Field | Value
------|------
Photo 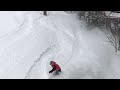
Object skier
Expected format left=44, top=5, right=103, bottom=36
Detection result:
left=49, top=61, right=61, bottom=75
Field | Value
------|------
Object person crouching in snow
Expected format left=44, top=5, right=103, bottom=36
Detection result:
left=49, top=61, right=61, bottom=75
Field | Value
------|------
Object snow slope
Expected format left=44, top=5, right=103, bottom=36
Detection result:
left=0, top=11, right=120, bottom=79
left=25, top=11, right=120, bottom=79
left=0, top=11, right=55, bottom=78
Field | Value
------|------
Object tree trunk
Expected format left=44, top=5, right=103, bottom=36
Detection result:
left=43, top=11, right=47, bottom=16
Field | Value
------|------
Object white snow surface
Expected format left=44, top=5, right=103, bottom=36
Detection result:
left=0, top=11, right=120, bottom=79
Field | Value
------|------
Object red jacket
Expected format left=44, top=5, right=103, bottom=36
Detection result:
left=51, top=62, right=61, bottom=71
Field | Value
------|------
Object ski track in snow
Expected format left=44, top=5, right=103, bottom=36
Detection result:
left=0, top=12, right=58, bottom=79
left=25, top=12, right=77, bottom=79
left=0, top=13, right=31, bottom=52
left=25, top=42, right=56, bottom=79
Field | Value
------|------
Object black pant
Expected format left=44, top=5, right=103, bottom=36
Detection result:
left=55, top=69, right=61, bottom=75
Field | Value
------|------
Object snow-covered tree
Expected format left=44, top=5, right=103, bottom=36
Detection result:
left=78, top=11, right=120, bottom=52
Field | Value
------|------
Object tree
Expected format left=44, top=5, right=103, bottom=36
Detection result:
left=77, top=11, right=120, bottom=52
left=104, top=18, right=120, bottom=52
left=43, top=11, right=47, bottom=16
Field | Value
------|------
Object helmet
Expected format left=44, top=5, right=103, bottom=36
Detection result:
left=50, top=61, right=53, bottom=65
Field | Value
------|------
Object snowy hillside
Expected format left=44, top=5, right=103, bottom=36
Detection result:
left=0, top=11, right=120, bottom=79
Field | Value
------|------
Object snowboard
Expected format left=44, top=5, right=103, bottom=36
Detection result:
left=49, top=71, right=62, bottom=79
